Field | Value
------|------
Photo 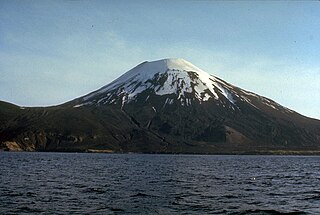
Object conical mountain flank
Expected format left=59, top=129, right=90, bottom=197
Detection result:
left=1, top=58, right=319, bottom=153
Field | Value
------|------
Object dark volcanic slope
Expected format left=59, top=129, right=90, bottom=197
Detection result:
left=0, top=101, right=21, bottom=126
left=1, top=58, right=319, bottom=153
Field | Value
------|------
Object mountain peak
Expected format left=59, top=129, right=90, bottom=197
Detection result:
left=143, top=58, right=202, bottom=73
left=131, top=58, right=205, bottom=77
left=80, top=58, right=236, bottom=106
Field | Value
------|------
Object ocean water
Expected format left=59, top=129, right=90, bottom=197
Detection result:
left=0, top=152, right=319, bottom=214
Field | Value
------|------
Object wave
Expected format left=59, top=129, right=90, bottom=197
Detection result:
left=230, top=209, right=307, bottom=215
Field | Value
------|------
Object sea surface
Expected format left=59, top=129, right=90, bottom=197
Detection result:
left=0, top=152, right=319, bottom=214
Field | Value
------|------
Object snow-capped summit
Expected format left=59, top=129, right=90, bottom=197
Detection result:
left=71, top=58, right=296, bottom=116
left=80, top=58, right=236, bottom=107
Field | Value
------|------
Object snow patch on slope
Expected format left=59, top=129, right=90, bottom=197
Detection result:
left=82, top=58, right=236, bottom=107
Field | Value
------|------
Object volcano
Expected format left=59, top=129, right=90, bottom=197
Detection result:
left=1, top=58, right=319, bottom=153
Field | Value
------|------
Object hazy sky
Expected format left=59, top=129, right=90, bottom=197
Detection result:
left=1, top=1, right=319, bottom=119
